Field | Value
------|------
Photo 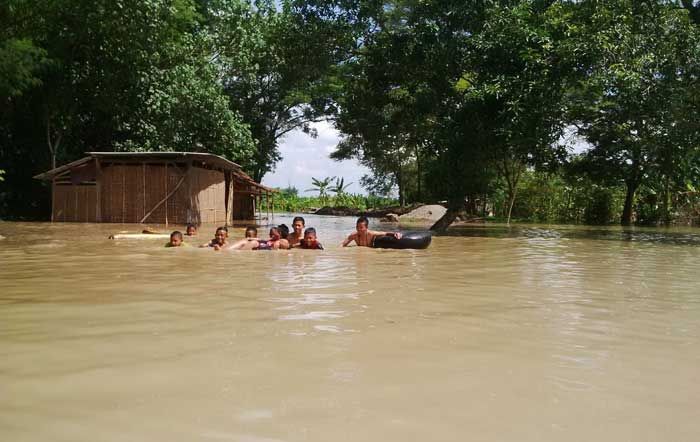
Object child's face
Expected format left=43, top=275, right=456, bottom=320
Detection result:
left=215, top=230, right=226, bottom=244
left=245, top=229, right=256, bottom=238
left=303, top=233, right=317, bottom=247
left=186, top=226, right=196, bottom=236
left=270, top=228, right=280, bottom=241
left=293, top=220, right=304, bottom=235
left=170, top=236, right=183, bottom=247
left=356, top=222, right=368, bottom=234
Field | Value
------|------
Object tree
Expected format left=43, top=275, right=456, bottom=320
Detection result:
left=305, top=176, right=334, bottom=204
left=569, top=0, right=700, bottom=225
left=329, top=177, right=352, bottom=195
left=0, top=0, right=255, bottom=219
left=207, top=0, right=352, bottom=181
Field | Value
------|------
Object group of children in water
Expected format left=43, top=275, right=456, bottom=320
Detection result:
left=166, top=216, right=401, bottom=251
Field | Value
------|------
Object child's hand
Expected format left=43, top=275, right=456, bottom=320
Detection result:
left=393, top=232, right=402, bottom=239
left=213, top=244, right=221, bottom=251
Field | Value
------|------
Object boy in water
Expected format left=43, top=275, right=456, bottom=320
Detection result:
left=165, top=231, right=187, bottom=247
left=228, top=226, right=259, bottom=250
left=288, top=216, right=305, bottom=247
left=300, top=227, right=324, bottom=250
left=201, top=226, right=228, bottom=250
left=257, top=225, right=289, bottom=250
left=342, top=216, right=401, bottom=247
left=185, top=224, right=197, bottom=236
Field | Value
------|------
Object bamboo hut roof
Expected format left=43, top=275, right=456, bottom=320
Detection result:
left=34, top=152, right=275, bottom=193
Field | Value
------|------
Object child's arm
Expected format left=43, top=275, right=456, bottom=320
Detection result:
left=341, top=232, right=357, bottom=247
left=370, top=230, right=402, bottom=239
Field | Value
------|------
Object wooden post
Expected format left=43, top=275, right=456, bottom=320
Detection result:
left=187, top=161, right=193, bottom=224
left=95, top=158, right=102, bottom=222
left=224, top=171, right=231, bottom=226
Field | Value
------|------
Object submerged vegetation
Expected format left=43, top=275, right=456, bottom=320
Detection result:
left=2, top=1, right=700, bottom=227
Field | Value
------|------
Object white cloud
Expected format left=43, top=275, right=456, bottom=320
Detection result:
left=262, top=121, right=371, bottom=195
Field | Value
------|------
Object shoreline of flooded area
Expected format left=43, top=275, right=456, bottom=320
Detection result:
left=1, top=217, right=700, bottom=441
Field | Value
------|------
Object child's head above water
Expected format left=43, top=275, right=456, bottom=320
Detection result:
left=214, top=227, right=228, bottom=245
left=292, top=216, right=305, bottom=234
left=302, top=227, right=323, bottom=249
left=304, top=227, right=317, bottom=242
left=277, top=224, right=289, bottom=239
left=356, top=216, right=369, bottom=232
left=169, top=231, right=184, bottom=247
left=186, top=224, right=197, bottom=236
left=269, top=226, right=281, bottom=241
left=245, top=226, right=257, bottom=238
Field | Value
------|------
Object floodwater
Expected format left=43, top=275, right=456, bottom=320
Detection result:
left=1, top=215, right=699, bottom=442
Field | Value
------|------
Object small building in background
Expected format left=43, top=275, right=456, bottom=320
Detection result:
left=33, top=152, right=274, bottom=225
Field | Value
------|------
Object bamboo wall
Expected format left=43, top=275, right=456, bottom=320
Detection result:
left=189, top=168, right=227, bottom=224
left=52, top=184, right=97, bottom=222
left=99, top=163, right=227, bottom=224
left=49, top=160, right=253, bottom=224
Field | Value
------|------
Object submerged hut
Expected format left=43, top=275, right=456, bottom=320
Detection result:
left=33, top=152, right=274, bottom=225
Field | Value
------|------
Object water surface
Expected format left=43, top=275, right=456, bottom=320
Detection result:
left=1, top=217, right=699, bottom=441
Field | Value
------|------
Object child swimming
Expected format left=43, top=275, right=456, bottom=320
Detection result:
left=185, top=224, right=197, bottom=236
left=342, top=216, right=401, bottom=247
left=228, top=226, right=260, bottom=250
left=201, top=226, right=229, bottom=250
left=300, top=227, right=323, bottom=250
left=288, top=216, right=305, bottom=247
left=165, top=231, right=187, bottom=247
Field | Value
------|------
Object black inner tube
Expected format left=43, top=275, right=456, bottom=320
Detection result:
left=372, top=231, right=432, bottom=249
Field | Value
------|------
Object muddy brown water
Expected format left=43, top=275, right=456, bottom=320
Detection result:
left=1, top=216, right=699, bottom=441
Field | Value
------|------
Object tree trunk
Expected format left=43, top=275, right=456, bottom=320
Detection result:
left=396, top=166, right=405, bottom=206
left=621, top=181, right=637, bottom=226
left=506, top=186, right=518, bottom=225
left=662, top=175, right=671, bottom=226
left=430, top=198, right=465, bottom=231
left=46, top=123, right=62, bottom=170
left=415, top=145, right=422, bottom=202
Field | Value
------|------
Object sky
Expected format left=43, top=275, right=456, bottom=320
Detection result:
left=261, top=121, right=371, bottom=195
left=261, top=122, right=592, bottom=196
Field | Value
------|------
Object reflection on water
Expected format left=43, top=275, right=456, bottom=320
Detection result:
left=1, top=217, right=700, bottom=441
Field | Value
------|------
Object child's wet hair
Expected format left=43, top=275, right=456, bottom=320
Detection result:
left=186, top=224, right=196, bottom=230
left=277, top=224, right=290, bottom=239
left=245, top=226, right=257, bottom=237
left=356, top=216, right=369, bottom=226
left=170, top=231, right=183, bottom=240
left=304, top=227, right=317, bottom=237
left=216, top=226, right=227, bottom=234
left=292, top=216, right=305, bottom=225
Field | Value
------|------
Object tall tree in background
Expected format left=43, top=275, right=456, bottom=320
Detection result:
left=569, top=0, right=700, bottom=225
left=207, top=0, right=352, bottom=181
left=0, top=0, right=254, bottom=219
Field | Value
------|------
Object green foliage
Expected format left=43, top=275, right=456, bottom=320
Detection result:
left=272, top=190, right=397, bottom=213
left=305, top=176, right=334, bottom=204
left=209, top=0, right=350, bottom=181
left=2, top=0, right=700, bottom=226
